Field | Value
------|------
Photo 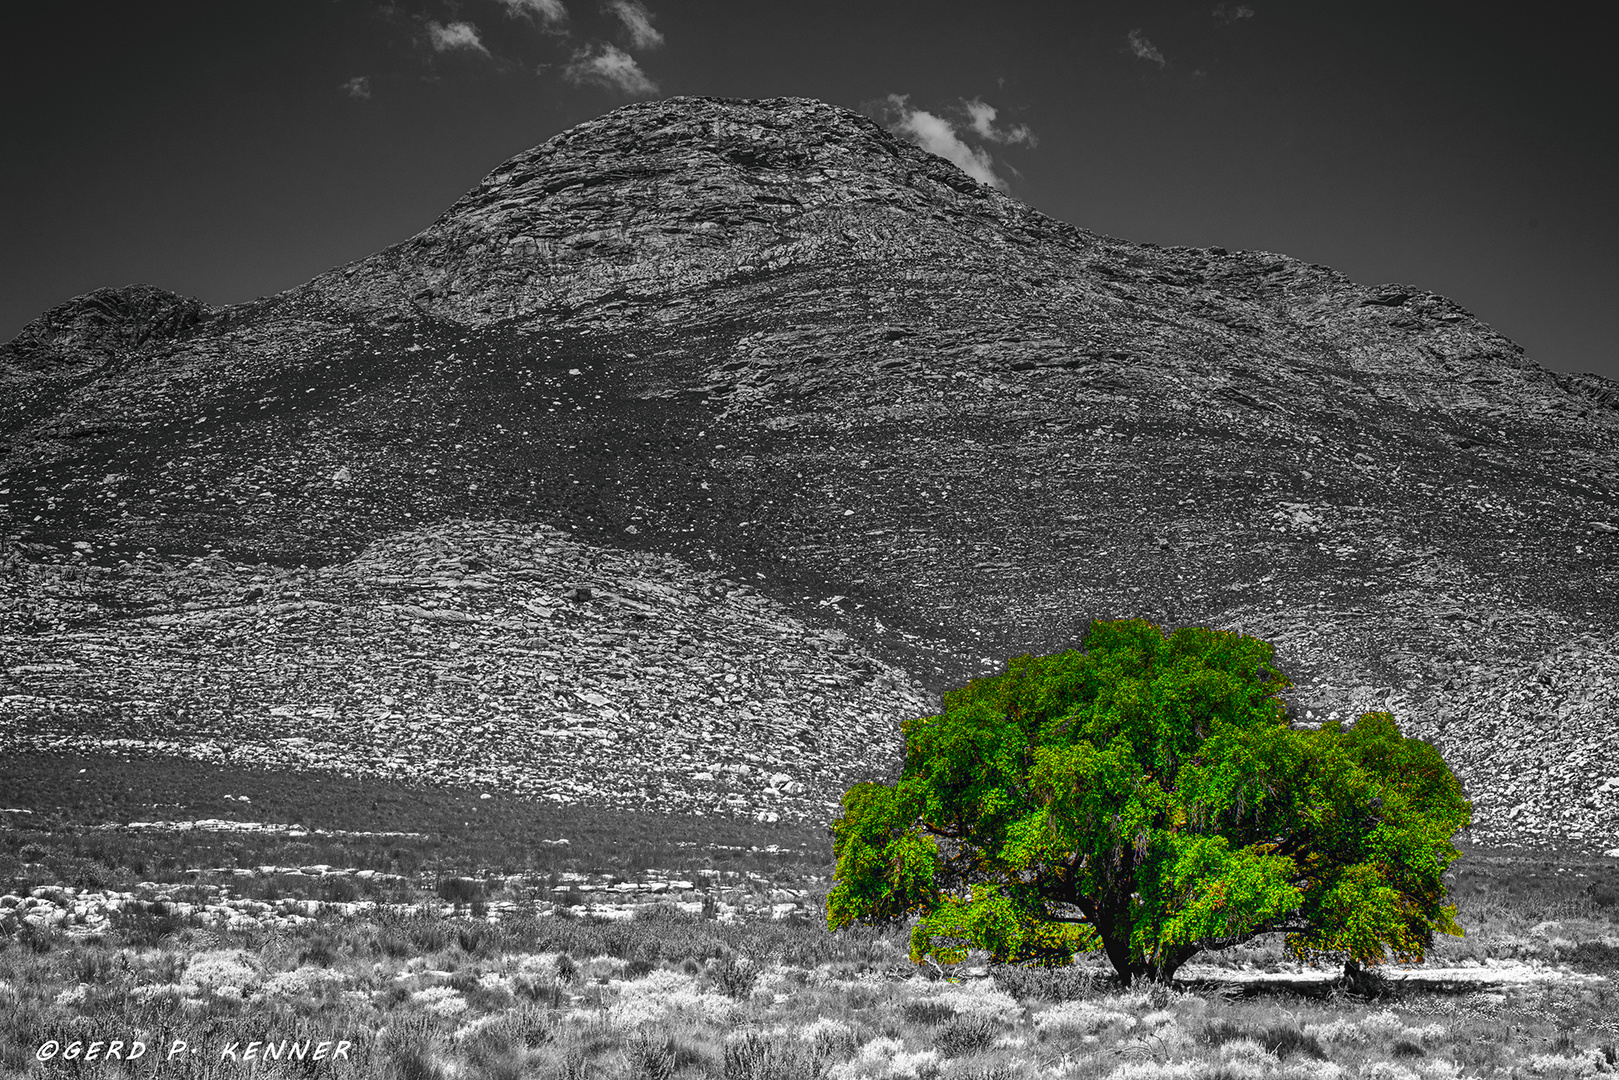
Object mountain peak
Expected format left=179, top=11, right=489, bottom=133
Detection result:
left=314, top=95, right=1049, bottom=324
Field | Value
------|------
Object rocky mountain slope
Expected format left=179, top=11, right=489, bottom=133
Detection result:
left=3, top=96, right=1616, bottom=851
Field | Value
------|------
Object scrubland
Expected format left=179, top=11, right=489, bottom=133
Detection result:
left=5, top=754, right=1619, bottom=1077
left=3, top=857, right=1618, bottom=1079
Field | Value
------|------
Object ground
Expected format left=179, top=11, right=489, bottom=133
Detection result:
left=3, top=753, right=1619, bottom=1078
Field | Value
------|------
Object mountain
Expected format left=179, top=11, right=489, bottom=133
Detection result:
left=2, top=96, right=1616, bottom=851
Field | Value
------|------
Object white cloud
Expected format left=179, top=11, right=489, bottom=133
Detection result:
left=564, top=43, right=657, bottom=94
left=341, top=75, right=372, bottom=100
left=1128, top=29, right=1166, bottom=67
left=498, top=0, right=569, bottom=28
left=1213, top=3, right=1256, bottom=22
left=883, top=94, right=1004, bottom=190
left=962, top=98, right=1035, bottom=146
left=427, top=20, right=491, bottom=55
left=605, top=0, right=663, bottom=50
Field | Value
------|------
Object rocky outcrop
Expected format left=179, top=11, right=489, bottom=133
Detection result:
left=0, top=284, right=209, bottom=376
left=1556, top=371, right=1619, bottom=413
left=1, top=96, right=1615, bottom=850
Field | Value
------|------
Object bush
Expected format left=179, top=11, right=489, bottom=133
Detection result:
left=710, top=954, right=759, bottom=1001
left=901, top=999, right=958, bottom=1026
left=987, top=961, right=1096, bottom=1003
left=632, top=902, right=700, bottom=927
left=953, top=1067, right=1018, bottom=1080
left=1566, top=941, right=1619, bottom=975
left=722, top=1032, right=823, bottom=1080
left=299, top=934, right=340, bottom=967
left=380, top=912, right=452, bottom=954
left=1204, top=1020, right=1327, bottom=1061
left=510, top=974, right=564, bottom=1007
left=320, top=875, right=360, bottom=903
left=456, top=921, right=496, bottom=956
left=13, top=923, right=63, bottom=955
left=937, top=1015, right=1000, bottom=1058
left=71, top=948, right=120, bottom=985
left=624, top=1030, right=680, bottom=1080
left=108, top=906, right=199, bottom=948
left=436, top=877, right=485, bottom=907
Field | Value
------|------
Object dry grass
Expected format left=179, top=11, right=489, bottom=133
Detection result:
left=6, top=755, right=1619, bottom=1077
left=3, top=901, right=1618, bottom=1080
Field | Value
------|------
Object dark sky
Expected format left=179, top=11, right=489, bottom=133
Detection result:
left=4, top=1, right=1615, bottom=380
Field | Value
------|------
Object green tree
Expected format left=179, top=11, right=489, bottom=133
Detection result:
left=826, top=619, right=1471, bottom=986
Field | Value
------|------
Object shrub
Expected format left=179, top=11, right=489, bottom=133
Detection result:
left=14, top=923, right=62, bottom=955
left=952, top=1067, right=1018, bottom=1080
left=382, top=913, right=452, bottom=954
left=1565, top=941, right=1619, bottom=975
left=437, top=877, right=485, bottom=907
left=512, top=975, right=567, bottom=1008
left=987, top=961, right=1095, bottom=1002
left=71, top=948, right=120, bottom=985
left=1391, top=1038, right=1426, bottom=1059
left=935, top=1014, right=1000, bottom=1058
left=456, top=921, right=495, bottom=956
left=386, top=1044, right=450, bottom=1080
left=632, top=902, right=699, bottom=926
left=320, top=875, right=360, bottom=903
left=298, top=935, right=340, bottom=967
left=1035, top=999, right=1136, bottom=1037
left=108, top=906, right=199, bottom=948
left=378, top=1014, right=451, bottom=1080
left=900, top=998, right=958, bottom=1026
left=624, top=1030, right=680, bottom=1080
left=1204, top=1019, right=1327, bottom=1061
left=710, top=954, right=759, bottom=1001
left=722, top=1032, right=826, bottom=1080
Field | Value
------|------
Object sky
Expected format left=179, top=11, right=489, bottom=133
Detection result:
left=4, top=1, right=1615, bottom=381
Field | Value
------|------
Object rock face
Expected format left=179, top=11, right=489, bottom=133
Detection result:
left=2, top=96, right=1616, bottom=847
left=2, top=284, right=209, bottom=375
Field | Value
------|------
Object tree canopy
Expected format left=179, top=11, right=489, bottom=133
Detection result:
left=825, top=619, right=1472, bottom=986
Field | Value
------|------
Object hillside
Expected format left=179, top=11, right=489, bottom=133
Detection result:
left=2, top=96, right=1617, bottom=851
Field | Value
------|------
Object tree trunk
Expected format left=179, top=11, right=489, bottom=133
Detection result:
left=1147, top=946, right=1196, bottom=985
left=1341, top=959, right=1388, bottom=998
left=1100, top=934, right=1136, bottom=987
left=1094, top=895, right=1143, bottom=987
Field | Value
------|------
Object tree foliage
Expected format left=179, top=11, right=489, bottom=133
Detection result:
left=826, top=619, right=1472, bottom=985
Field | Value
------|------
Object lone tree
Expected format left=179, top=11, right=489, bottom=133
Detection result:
left=826, top=619, right=1471, bottom=986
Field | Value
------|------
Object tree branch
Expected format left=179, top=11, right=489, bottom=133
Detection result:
left=1198, top=919, right=1311, bottom=951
